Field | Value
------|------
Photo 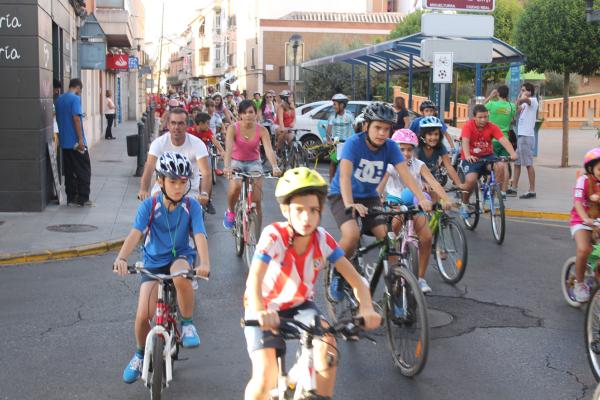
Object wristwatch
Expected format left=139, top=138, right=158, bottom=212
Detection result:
left=200, top=191, right=209, bottom=198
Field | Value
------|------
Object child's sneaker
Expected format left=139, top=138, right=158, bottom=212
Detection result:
left=574, top=281, right=590, bottom=302
left=418, top=278, right=432, bottom=294
left=181, top=324, right=201, bottom=348
left=223, top=210, right=235, bottom=230
left=328, top=274, right=345, bottom=302
left=122, top=353, right=144, bottom=384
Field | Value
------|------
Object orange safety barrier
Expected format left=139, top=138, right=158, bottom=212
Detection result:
left=539, top=93, right=600, bottom=128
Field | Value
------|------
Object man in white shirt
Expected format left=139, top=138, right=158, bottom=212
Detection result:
left=510, top=82, right=538, bottom=199
left=137, top=108, right=212, bottom=208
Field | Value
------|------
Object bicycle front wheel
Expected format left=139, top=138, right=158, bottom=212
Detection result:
left=462, top=183, right=480, bottom=231
left=292, top=143, right=307, bottom=168
left=385, top=266, right=429, bottom=376
left=234, top=204, right=244, bottom=257
left=586, top=287, right=600, bottom=382
left=435, top=218, right=468, bottom=284
left=244, top=212, right=259, bottom=269
left=489, top=184, right=506, bottom=244
left=151, top=335, right=165, bottom=400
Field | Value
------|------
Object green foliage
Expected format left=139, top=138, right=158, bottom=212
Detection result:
left=491, top=0, right=523, bottom=44
left=389, top=10, right=423, bottom=39
left=515, top=0, right=600, bottom=76
left=541, top=72, right=579, bottom=97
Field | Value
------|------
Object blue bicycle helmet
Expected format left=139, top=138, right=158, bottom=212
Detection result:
left=419, top=116, right=443, bottom=129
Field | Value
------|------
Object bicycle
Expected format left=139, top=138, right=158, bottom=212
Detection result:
left=206, top=142, right=220, bottom=185
left=242, top=316, right=372, bottom=399
left=324, top=205, right=429, bottom=376
left=429, top=202, right=469, bottom=284
left=458, top=156, right=509, bottom=245
left=303, top=143, right=335, bottom=169
left=231, top=171, right=276, bottom=269
left=121, top=263, right=208, bottom=400
left=586, top=286, right=600, bottom=381
left=277, top=128, right=310, bottom=171
left=562, top=220, right=600, bottom=307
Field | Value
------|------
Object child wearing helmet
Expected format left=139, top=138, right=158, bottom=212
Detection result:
left=377, top=129, right=452, bottom=294
left=243, top=167, right=381, bottom=399
left=275, top=90, right=296, bottom=152
left=326, top=93, right=354, bottom=182
left=417, top=116, right=465, bottom=193
left=113, top=152, right=211, bottom=384
left=409, top=100, right=456, bottom=151
left=570, top=148, right=600, bottom=302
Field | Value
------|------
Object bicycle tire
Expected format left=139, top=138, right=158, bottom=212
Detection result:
left=586, top=287, right=600, bottom=382
left=323, top=260, right=359, bottom=323
left=211, top=154, right=217, bottom=185
left=462, top=183, right=480, bottom=231
left=234, top=204, right=244, bottom=257
left=490, top=184, right=506, bottom=244
left=292, top=143, right=308, bottom=168
left=385, top=265, right=429, bottom=376
left=561, top=257, right=583, bottom=308
left=435, top=218, right=468, bottom=284
left=406, top=242, right=419, bottom=281
left=151, top=335, right=165, bottom=400
left=244, top=212, right=259, bottom=269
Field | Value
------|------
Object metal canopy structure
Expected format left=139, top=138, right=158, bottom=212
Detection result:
left=301, top=32, right=525, bottom=107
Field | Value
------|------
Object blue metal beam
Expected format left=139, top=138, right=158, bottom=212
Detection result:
left=475, top=63, right=482, bottom=97
left=408, top=54, right=414, bottom=110
left=351, top=63, right=355, bottom=100
left=367, top=61, right=371, bottom=100
left=385, top=58, right=390, bottom=102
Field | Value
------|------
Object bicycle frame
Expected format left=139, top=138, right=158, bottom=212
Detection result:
left=235, top=174, right=258, bottom=243
left=273, top=331, right=318, bottom=399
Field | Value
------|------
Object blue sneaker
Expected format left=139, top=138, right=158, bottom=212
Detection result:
left=122, top=353, right=143, bottom=384
left=223, top=210, right=235, bottom=230
left=460, top=203, right=470, bottom=219
left=181, top=324, right=200, bottom=348
left=328, top=274, right=345, bottom=302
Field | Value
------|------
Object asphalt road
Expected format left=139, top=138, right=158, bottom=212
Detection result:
left=0, top=175, right=596, bottom=400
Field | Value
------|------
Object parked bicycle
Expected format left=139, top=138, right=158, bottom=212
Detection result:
left=121, top=263, right=208, bottom=400
left=324, top=205, right=429, bottom=376
left=231, top=171, right=276, bottom=268
left=458, top=156, right=509, bottom=244
left=242, top=316, right=373, bottom=399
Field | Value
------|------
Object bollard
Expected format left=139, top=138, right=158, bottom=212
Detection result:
left=135, top=121, right=145, bottom=177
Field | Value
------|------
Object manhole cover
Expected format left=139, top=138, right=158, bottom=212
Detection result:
left=428, top=308, right=454, bottom=328
left=46, top=224, right=98, bottom=233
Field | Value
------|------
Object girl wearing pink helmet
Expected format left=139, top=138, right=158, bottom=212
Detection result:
left=569, top=148, right=600, bottom=302
left=376, top=129, right=452, bottom=294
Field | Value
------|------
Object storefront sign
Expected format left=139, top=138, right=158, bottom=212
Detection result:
left=106, top=53, right=129, bottom=70
left=423, top=0, right=495, bottom=11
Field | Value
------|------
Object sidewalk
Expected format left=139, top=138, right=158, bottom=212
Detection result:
left=0, top=120, right=142, bottom=260
left=0, top=125, right=595, bottom=262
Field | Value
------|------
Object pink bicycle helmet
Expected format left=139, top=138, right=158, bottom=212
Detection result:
left=391, top=129, right=418, bottom=147
left=584, top=148, right=600, bottom=173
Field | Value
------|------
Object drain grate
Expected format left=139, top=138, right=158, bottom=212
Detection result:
left=46, top=224, right=98, bottom=233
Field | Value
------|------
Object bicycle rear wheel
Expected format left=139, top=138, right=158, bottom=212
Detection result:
left=489, top=184, right=506, bottom=244
left=406, top=241, right=419, bottom=281
left=151, top=335, right=165, bottom=400
left=586, top=287, right=600, bottom=382
left=462, top=184, right=480, bottom=231
left=435, top=218, right=468, bottom=284
left=210, top=154, right=217, bottom=185
left=385, top=265, right=429, bottom=376
left=323, top=259, right=359, bottom=323
left=244, top=212, right=259, bottom=269
left=292, top=143, right=307, bottom=168
left=234, top=204, right=244, bottom=257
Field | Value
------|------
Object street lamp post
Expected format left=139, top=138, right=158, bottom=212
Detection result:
left=289, top=34, right=302, bottom=96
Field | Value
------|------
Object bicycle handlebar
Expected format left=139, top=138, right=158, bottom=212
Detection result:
left=230, top=170, right=277, bottom=179
left=345, top=204, right=422, bottom=217
left=241, top=316, right=366, bottom=341
left=119, top=264, right=209, bottom=281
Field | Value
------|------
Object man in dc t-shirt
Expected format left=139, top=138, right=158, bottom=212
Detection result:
left=137, top=108, right=211, bottom=208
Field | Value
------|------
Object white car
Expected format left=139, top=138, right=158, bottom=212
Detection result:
left=295, top=101, right=327, bottom=116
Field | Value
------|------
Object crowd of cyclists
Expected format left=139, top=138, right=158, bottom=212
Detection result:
left=114, top=83, right=600, bottom=399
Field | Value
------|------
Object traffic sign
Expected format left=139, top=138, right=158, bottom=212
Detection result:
left=423, top=0, right=495, bottom=12
left=421, top=14, right=494, bottom=38
left=432, top=52, right=453, bottom=84
left=128, top=56, right=139, bottom=70
left=421, top=39, right=493, bottom=63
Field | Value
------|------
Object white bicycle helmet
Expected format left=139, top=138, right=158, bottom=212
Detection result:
left=156, top=152, right=193, bottom=180
left=331, top=93, right=349, bottom=105
left=353, top=113, right=365, bottom=130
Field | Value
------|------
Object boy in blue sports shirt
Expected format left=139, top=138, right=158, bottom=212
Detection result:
left=113, top=152, right=211, bottom=384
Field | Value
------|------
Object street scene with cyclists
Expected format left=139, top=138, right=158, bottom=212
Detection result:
left=3, top=0, right=600, bottom=399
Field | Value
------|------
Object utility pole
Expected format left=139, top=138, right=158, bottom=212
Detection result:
left=156, top=0, right=165, bottom=94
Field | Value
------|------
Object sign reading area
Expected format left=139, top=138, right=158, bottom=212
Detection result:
left=423, top=0, right=495, bottom=12
left=421, top=39, right=493, bottom=64
left=421, top=14, right=494, bottom=38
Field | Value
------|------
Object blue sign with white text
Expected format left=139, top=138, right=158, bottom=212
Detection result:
left=128, top=56, right=139, bottom=70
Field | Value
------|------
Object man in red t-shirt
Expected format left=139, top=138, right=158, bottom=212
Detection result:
left=459, top=104, right=517, bottom=216
left=187, top=112, right=225, bottom=214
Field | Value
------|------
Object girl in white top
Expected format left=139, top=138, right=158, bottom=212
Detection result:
left=377, top=129, right=452, bottom=294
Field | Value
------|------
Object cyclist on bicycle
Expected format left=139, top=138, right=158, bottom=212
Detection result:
left=212, top=92, right=234, bottom=126
left=114, top=152, right=211, bottom=384
left=570, top=148, right=600, bottom=302
left=417, top=116, right=465, bottom=193
left=409, top=100, right=456, bottom=152
left=459, top=105, right=517, bottom=218
left=327, top=102, right=432, bottom=300
left=326, top=93, right=354, bottom=182
left=223, top=100, right=281, bottom=230
left=258, top=92, right=276, bottom=125
left=377, top=129, right=452, bottom=293
left=225, top=92, right=238, bottom=119
left=275, top=90, right=296, bottom=151
left=243, top=167, right=381, bottom=400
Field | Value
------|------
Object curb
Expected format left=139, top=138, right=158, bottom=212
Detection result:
left=0, top=239, right=125, bottom=266
left=505, top=209, right=569, bottom=221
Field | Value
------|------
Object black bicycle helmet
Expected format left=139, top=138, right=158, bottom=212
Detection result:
left=362, top=102, right=396, bottom=125
left=419, top=100, right=436, bottom=112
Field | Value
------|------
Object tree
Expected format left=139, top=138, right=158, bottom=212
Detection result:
left=491, top=0, right=523, bottom=44
left=389, top=10, right=423, bottom=39
left=515, top=0, right=600, bottom=167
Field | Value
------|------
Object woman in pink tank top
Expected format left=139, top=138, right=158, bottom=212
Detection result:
left=223, top=100, right=280, bottom=230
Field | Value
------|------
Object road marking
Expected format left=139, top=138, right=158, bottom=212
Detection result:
left=507, top=217, right=568, bottom=229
